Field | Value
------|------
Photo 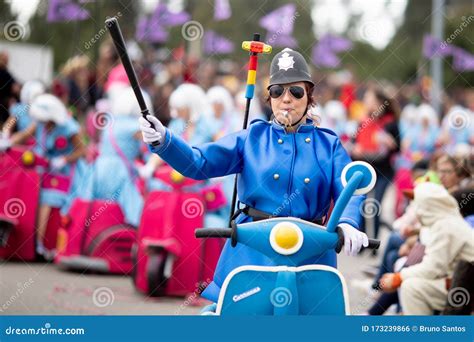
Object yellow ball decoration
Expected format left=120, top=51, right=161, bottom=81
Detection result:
left=170, top=170, right=185, bottom=183
left=205, top=191, right=216, bottom=202
left=21, top=151, right=35, bottom=166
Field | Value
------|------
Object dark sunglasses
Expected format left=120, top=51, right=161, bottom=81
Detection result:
left=268, top=85, right=305, bottom=99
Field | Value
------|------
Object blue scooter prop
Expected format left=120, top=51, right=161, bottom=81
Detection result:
left=195, top=161, right=379, bottom=315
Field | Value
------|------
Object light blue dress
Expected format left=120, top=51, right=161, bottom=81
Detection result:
left=443, top=122, right=473, bottom=154
left=10, top=103, right=33, bottom=131
left=396, top=123, right=440, bottom=170
left=34, top=117, right=84, bottom=209
left=64, top=116, right=143, bottom=227
left=407, top=124, right=439, bottom=157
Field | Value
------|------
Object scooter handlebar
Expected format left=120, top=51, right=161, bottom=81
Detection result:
left=335, top=226, right=380, bottom=253
left=365, top=238, right=381, bottom=250
left=195, top=227, right=380, bottom=252
left=195, top=228, right=232, bottom=238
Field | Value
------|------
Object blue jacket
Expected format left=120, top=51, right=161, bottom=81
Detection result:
left=149, top=118, right=364, bottom=301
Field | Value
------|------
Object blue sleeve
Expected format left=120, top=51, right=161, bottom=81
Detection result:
left=65, top=118, right=80, bottom=137
left=331, top=140, right=365, bottom=229
left=149, top=128, right=247, bottom=180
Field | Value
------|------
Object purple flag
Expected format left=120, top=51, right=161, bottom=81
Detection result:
left=135, top=16, right=168, bottom=43
left=214, top=0, right=231, bottom=21
left=151, top=3, right=190, bottom=27
left=318, top=34, right=353, bottom=52
left=47, top=0, right=90, bottom=22
left=259, top=4, right=296, bottom=35
left=312, top=34, right=352, bottom=68
left=423, top=35, right=453, bottom=58
left=266, top=33, right=297, bottom=48
left=452, top=48, right=474, bottom=72
left=204, top=30, right=234, bottom=54
left=312, top=45, right=340, bottom=68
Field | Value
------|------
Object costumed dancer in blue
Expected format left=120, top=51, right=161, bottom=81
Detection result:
left=139, top=83, right=228, bottom=227
left=8, top=94, right=86, bottom=258
left=64, top=85, right=151, bottom=227
left=139, top=48, right=368, bottom=304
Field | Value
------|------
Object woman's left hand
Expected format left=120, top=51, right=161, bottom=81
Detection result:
left=338, top=223, right=369, bottom=256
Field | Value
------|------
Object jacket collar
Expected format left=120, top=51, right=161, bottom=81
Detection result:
left=271, top=117, right=315, bottom=133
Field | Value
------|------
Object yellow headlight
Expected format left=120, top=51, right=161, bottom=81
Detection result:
left=269, top=221, right=303, bottom=255
left=274, top=225, right=299, bottom=249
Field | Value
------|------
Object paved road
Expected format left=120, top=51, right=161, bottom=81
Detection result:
left=0, top=244, right=383, bottom=316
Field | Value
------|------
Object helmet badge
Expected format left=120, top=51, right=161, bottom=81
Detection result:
left=277, top=52, right=295, bottom=71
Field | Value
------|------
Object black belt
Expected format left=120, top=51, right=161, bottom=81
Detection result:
left=236, top=205, right=324, bottom=226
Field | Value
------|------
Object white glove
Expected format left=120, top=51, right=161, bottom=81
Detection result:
left=138, top=161, right=156, bottom=179
left=50, top=156, right=67, bottom=170
left=139, top=115, right=166, bottom=145
left=338, top=223, right=369, bottom=256
left=0, top=138, right=12, bottom=151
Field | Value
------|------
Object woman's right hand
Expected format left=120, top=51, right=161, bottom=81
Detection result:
left=139, top=115, right=166, bottom=145
left=274, top=110, right=292, bottom=127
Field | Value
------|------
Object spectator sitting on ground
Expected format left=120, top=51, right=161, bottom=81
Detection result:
left=380, top=182, right=474, bottom=315
left=365, top=162, right=437, bottom=290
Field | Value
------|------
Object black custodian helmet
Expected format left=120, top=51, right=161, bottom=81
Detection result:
left=268, top=48, right=314, bottom=88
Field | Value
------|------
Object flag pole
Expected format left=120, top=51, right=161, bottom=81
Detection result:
left=227, top=34, right=272, bottom=227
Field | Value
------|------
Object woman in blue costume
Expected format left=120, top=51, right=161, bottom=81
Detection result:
left=64, top=85, right=151, bottom=227
left=139, top=49, right=368, bottom=304
left=140, top=83, right=227, bottom=227
left=8, top=94, right=86, bottom=258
